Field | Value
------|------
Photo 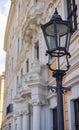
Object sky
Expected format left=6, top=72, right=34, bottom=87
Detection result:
left=0, top=0, right=11, bottom=75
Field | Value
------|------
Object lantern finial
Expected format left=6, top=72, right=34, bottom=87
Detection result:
left=54, top=8, right=58, bottom=14
left=51, top=8, right=62, bottom=20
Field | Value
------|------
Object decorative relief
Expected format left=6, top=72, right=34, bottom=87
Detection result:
left=24, top=73, right=40, bottom=82
left=22, top=3, right=44, bottom=41
left=15, top=107, right=29, bottom=117
left=22, top=110, right=28, bottom=115
left=13, top=94, right=25, bottom=103
left=30, top=96, right=47, bottom=106
left=19, top=86, right=31, bottom=98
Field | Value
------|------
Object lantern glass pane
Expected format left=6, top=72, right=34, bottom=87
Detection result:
left=60, top=35, right=67, bottom=48
left=46, top=24, right=54, bottom=36
left=47, top=35, right=56, bottom=51
left=56, top=23, right=68, bottom=36
left=66, top=32, right=71, bottom=50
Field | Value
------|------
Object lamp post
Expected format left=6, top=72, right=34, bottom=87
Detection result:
left=41, top=8, right=72, bottom=130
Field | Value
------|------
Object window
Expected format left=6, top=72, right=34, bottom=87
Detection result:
left=67, top=0, right=77, bottom=31
left=34, top=41, right=39, bottom=59
left=17, top=76, right=19, bottom=86
left=16, top=76, right=19, bottom=93
left=53, top=108, right=58, bottom=130
left=26, top=59, right=29, bottom=72
left=11, top=57, right=14, bottom=71
left=8, top=123, right=11, bottom=130
left=17, top=2, right=20, bottom=17
left=21, top=68, right=23, bottom=84
left=10, top=89, right=12, bottom=102
left=17, top=38, right=20, bottom=56
left=18, top=3, right=20, bottom=12
left=21, top=38, right=23, bottom=47
left=74, top=99, right=79, bottom=130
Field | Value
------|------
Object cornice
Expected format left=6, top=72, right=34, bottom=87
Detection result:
left=4, top=0, right=16, bottom=51
left=6, top=112, right=13, bottom=119
left=64, top=75, right=79, bottom=88
left=30, top=96, right=47, bottom=106
left=13, top=94, right=25, bottom=103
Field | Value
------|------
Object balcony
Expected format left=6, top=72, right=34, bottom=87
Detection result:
left=6, top=104, right=13, bottom=115
left=19, top=75, right=31, bottom=98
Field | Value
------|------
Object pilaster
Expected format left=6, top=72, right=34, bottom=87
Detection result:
left=32, top=101, right=41, bottom=130
left=23, top=111, right=29, bottom=130
left=17, top=114, right=22, bottom=130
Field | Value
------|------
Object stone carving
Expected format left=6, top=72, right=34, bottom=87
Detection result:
left=30, top=95, right=47, bottom=106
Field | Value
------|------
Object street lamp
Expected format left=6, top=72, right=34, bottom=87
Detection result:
left=41, top=8, right=72, bottom=130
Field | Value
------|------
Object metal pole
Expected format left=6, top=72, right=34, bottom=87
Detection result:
left=54, top=71, right=64, bottom=130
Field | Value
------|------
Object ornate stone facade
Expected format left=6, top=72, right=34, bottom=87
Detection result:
left=2, top=0, right=79, bottom=130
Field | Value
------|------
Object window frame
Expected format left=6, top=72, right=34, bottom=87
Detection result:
left=67, top=0, right=77, bottom=32
left=74, top=99, right=79, bottom=130
left=53, top=108, right=58, bottom=130
left=34, top=41, right=39, bottom=60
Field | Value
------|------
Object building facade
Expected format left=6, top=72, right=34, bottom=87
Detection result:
left=2, top=0, right=79, bottom=130
left=0, top=73, right=5, bottom=130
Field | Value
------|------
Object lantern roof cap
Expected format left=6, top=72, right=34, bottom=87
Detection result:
left=51, top=8, right=62, bottom=21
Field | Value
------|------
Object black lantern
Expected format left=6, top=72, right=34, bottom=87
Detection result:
left=41, top=8, right=71, bottom=58
left=41, top=8, right=72, bottom=130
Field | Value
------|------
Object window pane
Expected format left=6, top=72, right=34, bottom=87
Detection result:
left=53, top=108, right=58, bottom=130
left=74, top=99, right=79, bottom=130
left=26, top=59, right=29, bottom=72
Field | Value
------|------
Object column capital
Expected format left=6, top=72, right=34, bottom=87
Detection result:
left=22, top=110, right=29, bottom=115
left=15, top=112, right=20, bottom=117
left=30, top=98, right=47, bottom=106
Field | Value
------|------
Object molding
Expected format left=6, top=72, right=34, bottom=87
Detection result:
left=30, top=97, right=47, bottom=106
left=70, top=29, right=79, bottom=44
left=13, top=94, right=25, bottom=103
left=19, top=87, right=31, bottom=98
left=6, top=113, right=13, bottom=119
left=64, top=75, right=79, bottom=88
left=15, top=109, right=29, bottom=117
left=4, top=1, right=16, bottom=51
left=47, top=92, right=56, bottom=100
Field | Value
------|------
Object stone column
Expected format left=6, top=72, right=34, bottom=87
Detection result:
left=13, top=118, right=16, bottom=130
left=23, top=112, right=29, bottom=130
left=17, top=115, right=22, bottom=130
left=33, top=102, right=41, bottom=130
